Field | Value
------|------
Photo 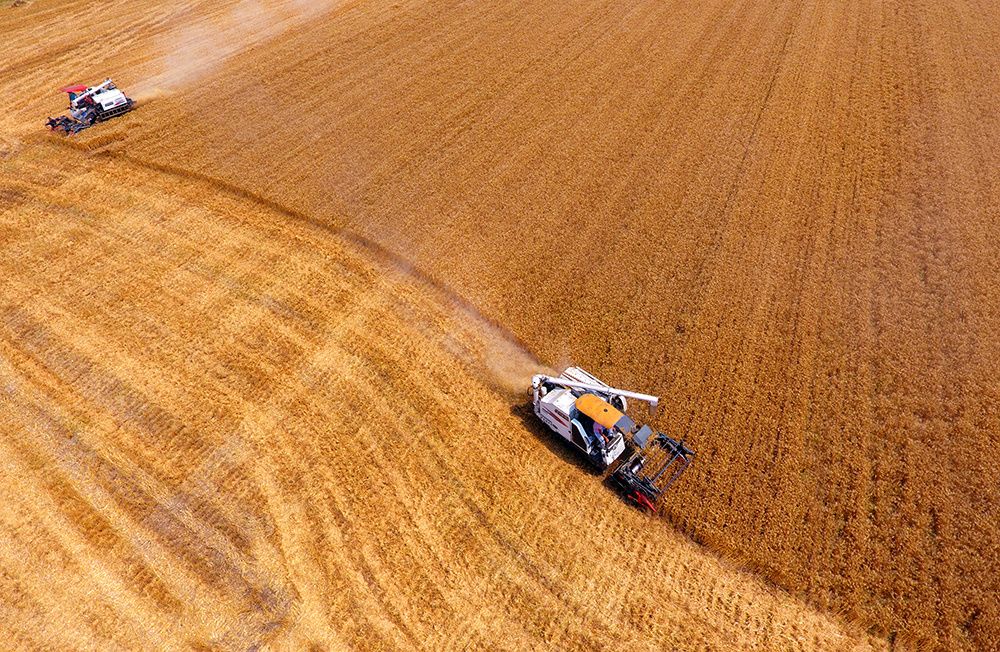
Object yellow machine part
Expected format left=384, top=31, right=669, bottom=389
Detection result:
left=575, top=393, right=623, bottom=429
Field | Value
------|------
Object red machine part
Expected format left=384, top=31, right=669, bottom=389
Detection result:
left=631, top=491, right=656, bottom=512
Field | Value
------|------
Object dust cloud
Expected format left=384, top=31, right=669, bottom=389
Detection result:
left=435, top=301, right=557, bottom=398
left=133, top=0, right=343, bottom=100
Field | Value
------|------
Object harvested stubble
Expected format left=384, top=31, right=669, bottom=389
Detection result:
left=1, top=0, right=998, bottom=649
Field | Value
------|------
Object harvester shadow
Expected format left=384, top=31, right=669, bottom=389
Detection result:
left=509, top=403, right=602, bottom=478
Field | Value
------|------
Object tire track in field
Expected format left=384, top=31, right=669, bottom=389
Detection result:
left=0, top=317, right=299, bottom=649
left=676, top=0, right=801, bottom=368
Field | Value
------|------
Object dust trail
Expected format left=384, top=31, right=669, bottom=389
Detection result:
left=476, top=321, right=570, bottom=395
left=354, top=212, right=556, bottom=396
left=133, top=0, right=344, bottom=100
left=437, top=301, right=558, bottom=398
left=130, top=87, right=170, bottom=106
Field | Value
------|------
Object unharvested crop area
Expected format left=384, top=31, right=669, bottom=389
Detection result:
left=1, top=0, right=998, bottom=650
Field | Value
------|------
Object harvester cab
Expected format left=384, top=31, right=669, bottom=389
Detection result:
left=530, top=367, right=694, bottom=511
left=46, top=79, right=134, bottom=135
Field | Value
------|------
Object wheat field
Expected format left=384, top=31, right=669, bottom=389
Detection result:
left=1, top=0, right=998, bottom=650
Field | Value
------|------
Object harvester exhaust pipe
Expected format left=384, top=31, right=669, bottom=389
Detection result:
left=532, top=374, right=660, bottom=416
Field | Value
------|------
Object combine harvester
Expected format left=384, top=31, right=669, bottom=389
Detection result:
left=46, top=79, right=134, bottom=135
left=531, top=367, right=694, bottom=511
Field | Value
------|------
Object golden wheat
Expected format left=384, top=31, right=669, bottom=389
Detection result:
left=1, top=0, right=997, bottom=649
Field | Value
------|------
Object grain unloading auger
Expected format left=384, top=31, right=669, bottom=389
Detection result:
left=46, top=79, right=134, bottom=135
left=531, top=367, right=694, bottom=511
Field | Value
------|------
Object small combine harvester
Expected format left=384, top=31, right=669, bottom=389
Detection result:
left=46, top=79, right=134, bottom=135
left=531, top=367, right=694, bottom=511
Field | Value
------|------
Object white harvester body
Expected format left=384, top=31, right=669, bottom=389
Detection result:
left=68, top=79, right=134, bottom=118
left=87, top=86, right=130, bottom=112
left=531, top=367, right=642, bottom=469
left=530, top=367, right=694, bottom=510
left=47, top=79, right=135, bottom=135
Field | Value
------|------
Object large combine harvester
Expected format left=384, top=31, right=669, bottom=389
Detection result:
left=46, top=79, right=134, bottom=135
left=531, top=368, right=694, bottom=511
